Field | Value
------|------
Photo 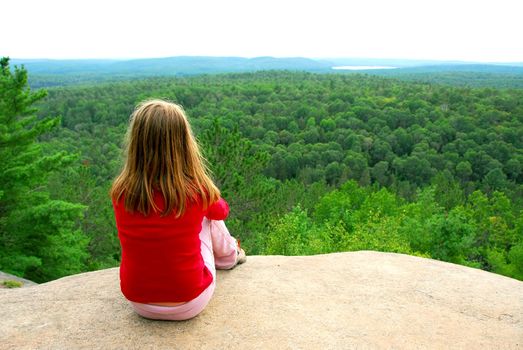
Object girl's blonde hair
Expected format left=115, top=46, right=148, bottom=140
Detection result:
left=110, top=99, right=220, bottom=217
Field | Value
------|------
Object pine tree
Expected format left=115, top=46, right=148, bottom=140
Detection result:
left=0, top=57, right=88, bottom=282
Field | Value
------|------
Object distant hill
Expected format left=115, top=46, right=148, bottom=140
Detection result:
left=358, top=64, right=523, bottom=88
left=11, top=56, right=331, bottom=76
left=370, top=64, right=523, bottom=74
left=12, top=56, right=523, bottom=76
left=9, top=56, right=523, bottom=88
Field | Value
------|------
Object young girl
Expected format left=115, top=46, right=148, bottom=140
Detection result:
left=111, top=99, right=245, bottom=321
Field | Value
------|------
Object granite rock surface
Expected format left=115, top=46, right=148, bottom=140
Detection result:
left=1, top=251, right=522, bottom=349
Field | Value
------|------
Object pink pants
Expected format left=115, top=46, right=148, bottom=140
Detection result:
left=129, top=219, right=238, bottom=321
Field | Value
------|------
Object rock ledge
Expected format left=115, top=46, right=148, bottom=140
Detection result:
left=1, top=251, right=522, bottom=349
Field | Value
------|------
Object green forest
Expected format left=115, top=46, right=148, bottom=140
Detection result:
left=1, top=57, right=522, bottom=283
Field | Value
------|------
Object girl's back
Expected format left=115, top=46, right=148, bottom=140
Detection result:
left=111, top=99, right=243, bottom=320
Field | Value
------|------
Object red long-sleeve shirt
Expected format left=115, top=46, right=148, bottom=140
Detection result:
left=112, top=191, right=229, bottom=303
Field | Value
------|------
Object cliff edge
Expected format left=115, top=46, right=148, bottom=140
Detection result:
left=1, top=251, right=522, bottom=349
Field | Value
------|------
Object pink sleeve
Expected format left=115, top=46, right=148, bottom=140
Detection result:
left=205, top=198, right=230, bottom=220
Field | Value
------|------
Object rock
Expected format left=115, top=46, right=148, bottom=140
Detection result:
left=0, top=251, right=522, bottom=349
left=0, top=271, right=37, bottom=289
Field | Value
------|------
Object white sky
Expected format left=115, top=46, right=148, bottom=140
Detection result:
left=3, top=0, right=523, bottom=62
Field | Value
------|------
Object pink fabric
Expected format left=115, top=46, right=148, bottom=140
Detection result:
left=129, top=218, right=238, bottom=320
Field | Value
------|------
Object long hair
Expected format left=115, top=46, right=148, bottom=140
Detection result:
left=110, top=99, right=220, bottom=217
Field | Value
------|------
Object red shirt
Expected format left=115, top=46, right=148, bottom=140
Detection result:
left=112, top=191, right=229, bottom=303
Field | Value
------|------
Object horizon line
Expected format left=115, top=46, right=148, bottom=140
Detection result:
left=6, top=55, right=523, bottom=65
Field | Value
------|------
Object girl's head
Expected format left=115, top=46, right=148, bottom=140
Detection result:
left=111, top=99, right=220, bottom=216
